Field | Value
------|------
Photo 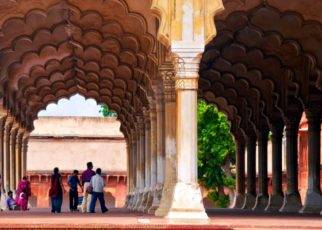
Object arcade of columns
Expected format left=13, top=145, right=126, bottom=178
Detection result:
left=0, top=0, right=321, bottom=220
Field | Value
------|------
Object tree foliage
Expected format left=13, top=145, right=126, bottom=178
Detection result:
left=100, top=105, right=117, bottom=117
left=197, top=100, right=236, bottom=207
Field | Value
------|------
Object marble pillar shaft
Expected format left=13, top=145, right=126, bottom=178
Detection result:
left=246, top=135, right=256, bottom=195
left=9, top=125, right=19, bottom=191
left=0, top=115, right=6, bottom=186
left=155, top=90, right=165, bottom=185
left=150, top=108, right=157, bottom=188
left=144, top=121, right=151, bottom=188
left=233, top=139, right=245, bottom=208
left=3, top=117, right=13, bottom=192
left=271, top=123, right=283, bottom=195
left=257, top=129, right=268, bottom=196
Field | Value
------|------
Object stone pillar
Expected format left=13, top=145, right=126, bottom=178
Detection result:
left=232, top=133, right=245, bottom=208
left=139, top=112, right=151, bottom=212
left=156, top=63, right=177, bottom=216
left=3, top=116, right=13, bottom=192
left=242, top=132, right=257, bottom=209
left=0, top=113, right=7, bottom=192
left=301, top=108, right=322, bottom=214
left=143, top=111, right=153, bottom=212
left=163, top=73, right=207, bottom=220
left=128, top=132, right=137, bottom=209
left=280, top=116, right=302, bottom=212
left=148, top=103, right=159, bottom=214
left=9, top=123, right=19, bottom=191
left=156, top=86, right=165, bottom=186
left=253, top=125, right=269, bottom=210
left=15, top=128, right=24, bottom=186
left=21, top=132, right=29, bottom=180
left=266, top=121, right=284, bottom=212
left=134, top=117, right=145, bottom=210
left=149, top=85, right=165, bottom=213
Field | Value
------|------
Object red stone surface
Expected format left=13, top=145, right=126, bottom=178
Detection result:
left=0, top=208, right=321, bottom=229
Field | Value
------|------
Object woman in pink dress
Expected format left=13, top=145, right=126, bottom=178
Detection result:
left=15, top=176, right=31, bottom=210
left=17, top=188, right=28, bottom=211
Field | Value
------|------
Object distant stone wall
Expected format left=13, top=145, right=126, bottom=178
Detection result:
left=26, top=116, right=128, bottom=208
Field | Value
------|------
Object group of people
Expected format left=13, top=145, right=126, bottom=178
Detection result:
left=0, top=161, right=108, bottom=214
left=49, top=162, right=108, bottom=214
left=0, top=174, right=31, bottom=211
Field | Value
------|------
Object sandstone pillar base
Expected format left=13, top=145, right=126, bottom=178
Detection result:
left=300, top=190, right=322, bottom=214
left=253, top=194, right=269, bottom=211
left=280, top=192, right=302, bottom=213
left=265, top=193, right=284, bottom=212
left=232, top=193, right=245, bottom=209
left=156, top=182, right=208, bottom=221
left=148, top=184, right=163, bottom=214
left=242, top=193, right=256, bottom=210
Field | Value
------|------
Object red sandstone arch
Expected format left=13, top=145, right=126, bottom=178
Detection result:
left=0, top=0, right=164, bottom=134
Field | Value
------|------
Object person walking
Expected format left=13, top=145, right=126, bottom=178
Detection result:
left=68, top=170, right=82, bottom=212
left=81, top=162, right=95, bottom=213
left=89, top=168, right=108, bottom=213
left=49, top=167, right=64, bottom=213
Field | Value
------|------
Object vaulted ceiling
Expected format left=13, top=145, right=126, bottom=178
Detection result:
left=199, top=1, right=322, bottom=140
left=0, top=0, right=167, bottom=134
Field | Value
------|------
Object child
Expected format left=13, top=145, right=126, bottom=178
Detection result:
left=68, top=170, right=82, bottom=212
left=17, top=188, right=28, bottom=211
left=6, top=191, right=18, bottom=210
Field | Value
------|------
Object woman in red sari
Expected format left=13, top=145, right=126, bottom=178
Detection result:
left=15, top=176, right=31, bottom=210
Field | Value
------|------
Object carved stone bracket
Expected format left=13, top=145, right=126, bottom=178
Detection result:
left=159, top=63, right=176, bottom=102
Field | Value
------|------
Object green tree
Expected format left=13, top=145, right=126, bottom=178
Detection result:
left=197, top=100, right=236, bottom=207
left=99, top=105, right=117, bottom=117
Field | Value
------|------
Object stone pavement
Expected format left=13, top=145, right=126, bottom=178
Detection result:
left=0, top=208, right=321, bottom=229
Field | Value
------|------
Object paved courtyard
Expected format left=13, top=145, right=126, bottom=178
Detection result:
left=0, top=208, right=321, bottom=229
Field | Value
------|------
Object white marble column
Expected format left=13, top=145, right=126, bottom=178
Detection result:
left=149, top=84, right=165, bottom=213
left=0, top=113, right=7, bottom=192
left=142, top=110, right=152, bottom=212
left=162, top=50, right=207, bottom=219
left=128, top=131, right=137, bottom=209
left=148, top=103, right=158, bottom=213
left=21, top=132, right=29, bottom=180
left=3, top=116, right=13, bottom=192
left=155, top=63, right=177, bottom=216
left=9, top=123, right=19, bottom=191
left=15, top=128, right=24, bottom=186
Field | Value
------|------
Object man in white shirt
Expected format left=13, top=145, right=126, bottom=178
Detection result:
left=89, top=168, right=108, bottom=213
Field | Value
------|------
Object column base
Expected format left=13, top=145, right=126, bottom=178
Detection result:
left=280, top=192, right=302, bottom=213
left=143, top=189, right=154, bottom=213
left=300, top=190, right=322, bottom=214
left=0, top=193, right=7, bottom=211
left=156, top=182, right=208, bottom=220
left=124, top=194, right=131, bottom=208
left=242, top=193, right=256, bottom=210
left=138, top=189, right=149, bottom=212
left=265, top=193, right=284, bottom=212
left=133, top=191, right=144, bottom=211
left=148, top=184, right=163, bottom=214
left=253, top=194, right=269, bottom=211
left=232, top=193, right=245, bottom=209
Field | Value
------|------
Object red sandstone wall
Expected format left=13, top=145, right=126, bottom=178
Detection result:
left=27, top=172, right=127, bottom=209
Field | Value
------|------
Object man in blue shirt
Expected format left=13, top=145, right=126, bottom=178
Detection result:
left=68, top=170, right=82, bottom=212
